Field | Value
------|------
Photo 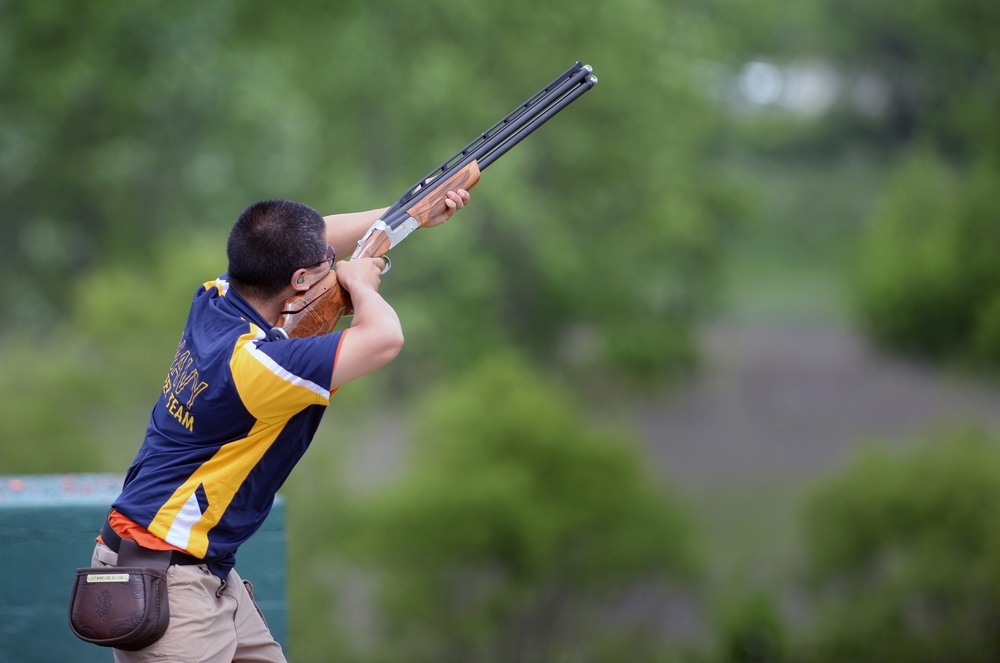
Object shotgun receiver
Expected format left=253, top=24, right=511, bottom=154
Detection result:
left=277, top=61, right=598, bottom=338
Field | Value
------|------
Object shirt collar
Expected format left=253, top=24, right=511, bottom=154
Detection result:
left=218, top=273, right=274, bottom=331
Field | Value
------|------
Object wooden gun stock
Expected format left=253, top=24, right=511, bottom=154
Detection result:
left=276, top=271, right=348, bottom=338
left=278, top=61, right=597, bottom=339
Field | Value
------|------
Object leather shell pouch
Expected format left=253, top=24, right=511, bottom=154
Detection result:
left=68, top=538, right=171, bottom=651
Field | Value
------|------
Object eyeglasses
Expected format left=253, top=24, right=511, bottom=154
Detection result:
left=307, top=244, right=336, bottom=270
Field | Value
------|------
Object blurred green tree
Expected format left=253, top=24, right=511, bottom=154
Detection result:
left=815, top=0, right=1000, bottom=157
left=796, top=428, right=1000, bottom=663
left=317, top=353, right=702, bottom=662
left=814, top=0, right=1000, bottom=365
left=854, top=152, right=1000, bottom=365
left=0, top=2, right=249, bottom=326
left=1, top=0, right=732, bottom=388
left=0, top=229, right=224, bottom=473
left=712, top=593, right=789, bottom=663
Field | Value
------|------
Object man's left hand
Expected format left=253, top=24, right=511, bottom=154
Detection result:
left=425, top=189, right=471, bottom=227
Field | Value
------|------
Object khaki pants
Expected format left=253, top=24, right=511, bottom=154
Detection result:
left=91, top=542, right=287, bottom=663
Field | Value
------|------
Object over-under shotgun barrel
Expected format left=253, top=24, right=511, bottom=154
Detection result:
left=379, top=62, right=597, bottom=231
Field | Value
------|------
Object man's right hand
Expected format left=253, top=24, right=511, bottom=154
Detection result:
left=333, top=257, right=386, bottom=295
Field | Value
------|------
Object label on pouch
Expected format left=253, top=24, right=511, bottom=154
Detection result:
left=86, top=573, right=130, bottom=583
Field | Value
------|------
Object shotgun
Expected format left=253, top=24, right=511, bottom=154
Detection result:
left=277, top=61, right=598, bottom=338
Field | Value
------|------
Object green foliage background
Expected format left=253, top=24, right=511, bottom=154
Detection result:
left=2, top=0, right=1000, bottom=660
left=1, top=0, right=730, bottom=386
left=317, top=355, right=701, bottom=662
left=856, top=154, right=1000, bottom=365
left=799, top=429, right=1000, bottom=663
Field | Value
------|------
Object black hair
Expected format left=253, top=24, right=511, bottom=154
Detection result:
left=226, top=199, right=327, bottom=299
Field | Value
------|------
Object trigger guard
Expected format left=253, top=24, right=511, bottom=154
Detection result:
left=380, top=256, right=391, bottom=274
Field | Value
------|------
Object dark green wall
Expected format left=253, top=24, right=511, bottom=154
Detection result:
left=0, top=474, right=287, bottom=662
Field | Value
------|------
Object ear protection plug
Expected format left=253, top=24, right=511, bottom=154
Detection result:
left=297, top=277, right=304, bottom=284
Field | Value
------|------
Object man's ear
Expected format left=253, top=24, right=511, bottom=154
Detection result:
left=291, top=268, right=311, bottom=291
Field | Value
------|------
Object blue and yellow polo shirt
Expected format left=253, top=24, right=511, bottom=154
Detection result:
left=112, top=275, right=344, bottom=577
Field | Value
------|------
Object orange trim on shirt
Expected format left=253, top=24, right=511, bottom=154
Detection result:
left=329, top=328, right=346, bottom=397
left=104, top=508, right=190, bottom=554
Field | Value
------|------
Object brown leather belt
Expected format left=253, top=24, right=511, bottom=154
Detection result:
left=100, top=517, right=206, bottom=567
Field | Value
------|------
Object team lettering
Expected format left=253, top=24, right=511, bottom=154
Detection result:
left=166, top=393, right=196, bottom=431
left=162, top=338, right=209, bottom=432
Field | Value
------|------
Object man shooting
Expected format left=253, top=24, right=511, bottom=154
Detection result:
left=84, top=189, right=469, bottom=661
